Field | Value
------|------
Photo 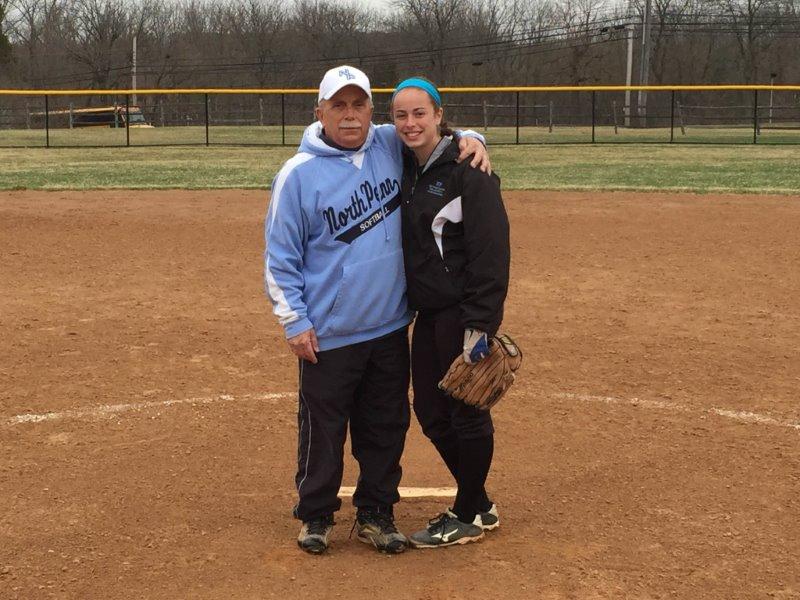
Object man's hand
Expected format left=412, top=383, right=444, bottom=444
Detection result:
left=457, top=136, right=492, bottom=174
left=287, top=328, right=320, bottom=364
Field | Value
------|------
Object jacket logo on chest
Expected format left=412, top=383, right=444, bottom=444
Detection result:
left=427, top=181, right=445, bottom=197
left=321, top=177, right=401, bottom=244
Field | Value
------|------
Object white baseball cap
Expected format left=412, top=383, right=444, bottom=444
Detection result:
left=318, top=65, right=372, bottom=102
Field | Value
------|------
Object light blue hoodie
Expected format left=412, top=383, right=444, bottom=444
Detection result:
left=264, top=121, right=412, bottom=351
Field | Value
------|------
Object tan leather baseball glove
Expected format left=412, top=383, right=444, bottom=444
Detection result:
left=438, top=334, right=522, bottom=410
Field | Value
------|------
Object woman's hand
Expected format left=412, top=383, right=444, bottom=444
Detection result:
left=463, top=328, right=490, bottom=364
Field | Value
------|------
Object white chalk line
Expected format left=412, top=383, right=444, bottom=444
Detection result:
left=338, top=486, right=455, bottom=499
left=556, top=392, right=800, bottom=432
left=6, top=392, right=294, bottom=426
left=6, top=389, right=799, bottom=434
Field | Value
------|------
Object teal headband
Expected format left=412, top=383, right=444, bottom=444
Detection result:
left=392, top=78, right=442, bottom=106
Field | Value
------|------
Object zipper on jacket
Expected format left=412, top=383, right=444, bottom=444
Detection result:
left=410, top=165, right=423, bottom=200
left=409, top=136, right=450, bottom=199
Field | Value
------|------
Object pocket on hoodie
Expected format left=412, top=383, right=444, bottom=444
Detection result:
left=328, top=249, right=407, bottom=335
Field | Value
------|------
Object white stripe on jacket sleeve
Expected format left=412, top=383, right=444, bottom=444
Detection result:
left=265, top=153, right=314, bottom=326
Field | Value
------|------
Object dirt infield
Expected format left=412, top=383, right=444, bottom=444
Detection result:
left=2, top=190, right=799, bottom=600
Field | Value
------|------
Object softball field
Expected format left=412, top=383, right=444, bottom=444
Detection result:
left=1, top=189, right=799, bottom=599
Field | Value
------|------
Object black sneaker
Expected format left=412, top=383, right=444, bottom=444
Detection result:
left=297, top=514, right=335, bottom=555
left=355, top=507, right=409, bottom=554
left=409, top=512, right=484, bottom=548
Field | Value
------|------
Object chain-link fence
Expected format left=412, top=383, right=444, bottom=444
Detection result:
left=1, top=87, right=799, bottom=148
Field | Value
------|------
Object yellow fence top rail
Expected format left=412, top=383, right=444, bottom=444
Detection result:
left=1, top=84, right=800, bottom=96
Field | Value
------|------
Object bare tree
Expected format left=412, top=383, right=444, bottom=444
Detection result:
left=399, top=0, right=466, bottom=80
left=1, top=0, right=798, bottom=93
left=713, top=0, right=782, bottom=82
left=291, top=0, right=369, bottom=70
left=63, top=0, right=137, bottom=92
left=7, top=0, right=70, bottom=86
left=457, top=0, right=511, bottom=82
left=0, top=0, right=14, bottom=65
left=645, top=0, right=693, bottom=83
left=225, top=0, right=286, bottom=87
left=135, top=2, right=183, bottom=89
left=553, top=0, right=610, bottom=84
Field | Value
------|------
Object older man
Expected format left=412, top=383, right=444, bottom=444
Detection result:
left=265, top=65, right=488, bottom=555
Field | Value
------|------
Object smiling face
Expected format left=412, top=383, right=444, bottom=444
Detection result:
left=391, top=87, right=443, bottom=163
left=314, top=85, right=373, bottom=149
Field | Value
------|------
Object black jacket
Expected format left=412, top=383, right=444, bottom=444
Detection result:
left=400, top=137, right=510, bottom=336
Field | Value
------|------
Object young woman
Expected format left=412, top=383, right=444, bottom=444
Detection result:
left=391, top=78, right=510, bottom=548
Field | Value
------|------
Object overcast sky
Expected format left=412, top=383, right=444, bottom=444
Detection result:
left=356, top=0, right=398, bottom=14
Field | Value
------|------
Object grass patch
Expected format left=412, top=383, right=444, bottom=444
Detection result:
left=491, top=145, right=800, bottom=194
left=0, top=145, right=297, bottom=189
left=1, top=125, right=799, bottom=193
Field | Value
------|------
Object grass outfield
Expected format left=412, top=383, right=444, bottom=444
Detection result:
left=1, top=125, right=799, bottom=193
left=4, top=123, right=800, bottom=146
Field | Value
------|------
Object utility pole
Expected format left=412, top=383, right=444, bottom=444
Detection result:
left=637, top=0, right=652, bottom=126
left=625, top=24, right=634, bottom=127
left=769, top=72, right=777, bottom=124
left=131, top=35, right=137, bottom=106
left=606, top=23, right=634, bottom=127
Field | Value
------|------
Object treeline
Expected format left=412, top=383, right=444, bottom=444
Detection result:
left=1, top=0, right=799, bottom=90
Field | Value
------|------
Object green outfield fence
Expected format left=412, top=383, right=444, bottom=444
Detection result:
left=1, top=85, right=799, bottom=148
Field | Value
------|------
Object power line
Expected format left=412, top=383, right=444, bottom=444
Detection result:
left=13, top=11, right=800, bottom=88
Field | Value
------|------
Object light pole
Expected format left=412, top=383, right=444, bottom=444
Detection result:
left=624, top=24, right=634, bottom=127
left=769, top=72, right=777, bottom=125
left=637, top=0, right=652, bottom=126
left=131, top=35, right=137, bottom=106
left=604, top=24, right=634, bottom=127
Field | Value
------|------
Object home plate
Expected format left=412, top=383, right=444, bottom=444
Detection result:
left=338, top=486, right=456, bottom=498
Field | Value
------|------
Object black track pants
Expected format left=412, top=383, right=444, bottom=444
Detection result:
left=411, top=306, right=495, bottom=522
left=293, top=327, right=411, bottom=522
left=411, top=306, right=494, bottom=441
